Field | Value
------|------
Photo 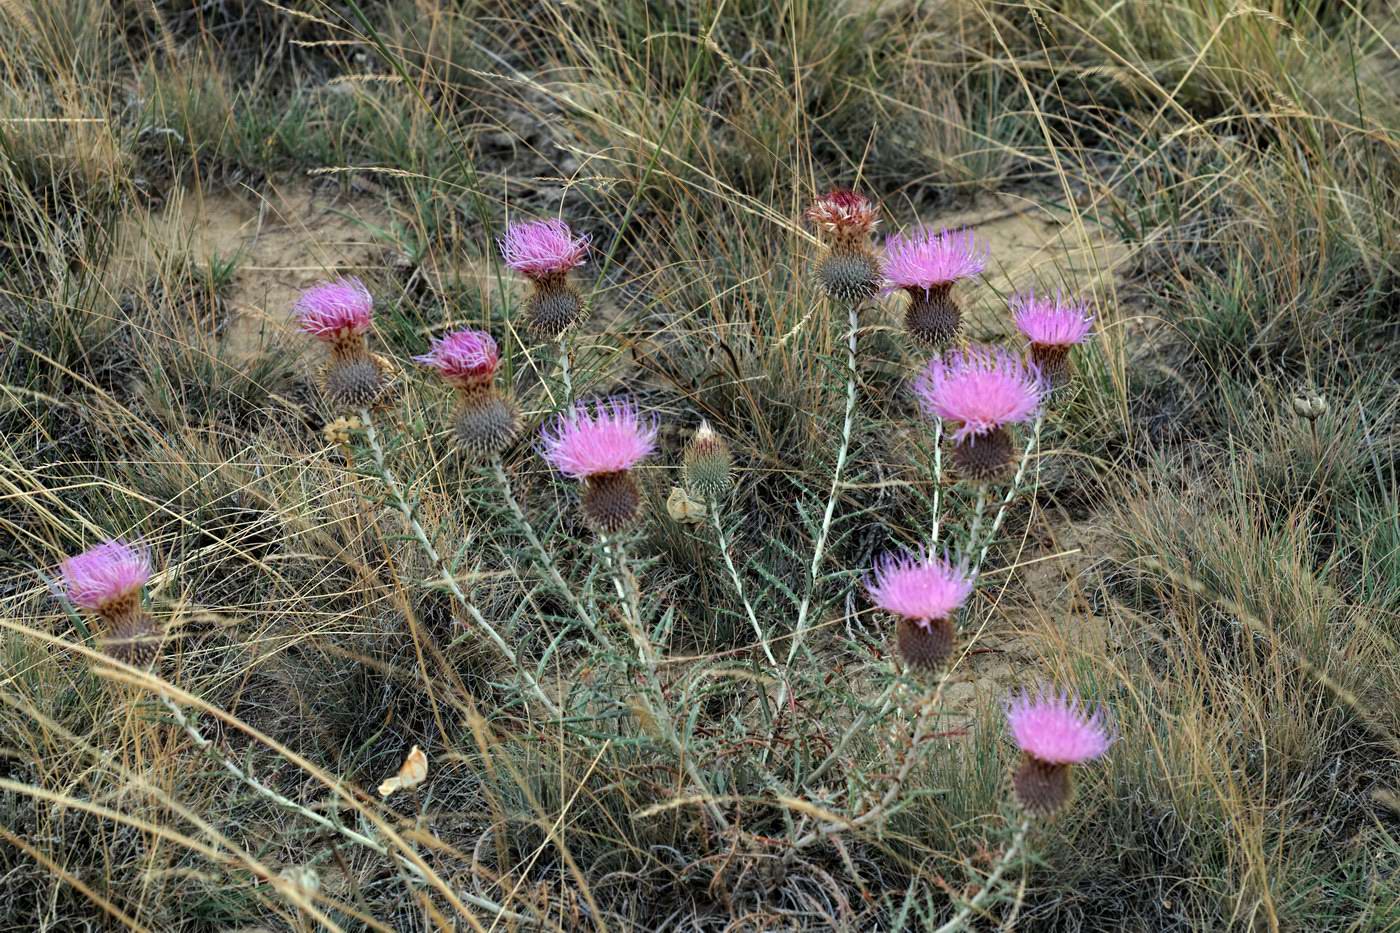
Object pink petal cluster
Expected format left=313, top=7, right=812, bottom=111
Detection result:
left=60, top=540, right=151, bottom=611
left=413, top=328, right=500, bottom=383
left=1005, top=688, right=1112, bottom=764
left=913, top=346, right=1045, bottom=442
left=541, top=399, right=657, bottom=479
left=1012, top=291, right=1095, bottom=347
left=805, top=189, right=879, bottom=235
left=883, top=227, right=987, bottom=291
left=294, top=278, right=374, bottom=339
left=867, top=550, right=974, bottom=625
left=499, top=219, right=590, bottom=278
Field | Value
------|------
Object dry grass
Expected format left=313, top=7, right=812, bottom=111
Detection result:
left=0, top=0, right=1397, bottom=930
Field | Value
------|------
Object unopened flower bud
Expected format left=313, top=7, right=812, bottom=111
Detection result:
left=683, top=421, right=733, bottom=500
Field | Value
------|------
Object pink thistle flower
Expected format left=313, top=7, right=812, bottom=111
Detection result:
left=882, top=227, right=988, bottom=293
left=1012, top=291, right=1094, bottom=348
left=294, top=278, right=374, bottom=340
left=413, top=328, right=500, bottom=386
left=499, top=219, right=590, bottom=279
left=60, top=540, right=151, bottom=613
left=1006, top=688, right=1112, bottom=764
left=541, top=399, right=658, bottom=479
left=866, top=550, right=974, bottom=625
left=913, top=346, right=1044, bottom=443
left=805, top=189, right=880, bottom=237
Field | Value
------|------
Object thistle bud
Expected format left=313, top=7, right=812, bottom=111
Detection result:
left=883, top=228, right=987, bottom=350
left=454, top=392, right=521, bottom=459
left=294, top=279, right=388, bottom=411
left=541, top=400, right=658, bottom=534
left=683, top=421, right=733, bottom=500
left=414, top=329, right=521, bottom=460
left=913, top=347, right=1045, bottom=484
left=806, top=190, right=882, bottom=306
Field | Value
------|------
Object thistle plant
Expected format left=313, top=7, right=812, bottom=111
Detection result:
left=1011, top=290, right=1095, bottom=389
left=883, top=227, right=987, bottom=349
left=1005, top=688, right=1113, bottom=816
left=294, top=278, right=390, bottom=410
left=499, top=219, right=591, bottom=341
left=414, top=328, right=520, bottom=459
left=257, top=206, right=1114, bottom=926
left=60, top=540, right=163, bottom=668
left=914, top=346, right=1045, bottom=483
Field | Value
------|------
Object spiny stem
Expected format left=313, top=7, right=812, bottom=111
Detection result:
left=556, top=334, right=574, bottom=405
left=792, top=672, right=950, bottom=848
left=357, top=410, right=561, bottom=719
left=965, top=486, right=989, bottom=564
left=973, top=416, right=1042, bottom=574
left=787, top=301, right=861, bottom=668
left=709, top=502, right=777, bottom=669
left=929, top=417, right=944, bottom=550
left=154, top=693, right=528, bottom=923
left=931, top=817, right=1033, bottom=933
left=490, top=456, right=597, bottom=636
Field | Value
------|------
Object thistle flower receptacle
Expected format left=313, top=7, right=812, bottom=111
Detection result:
left=499, top=219, right=590, bottom=339
left=99, top=614, right=165, bottom=669
left=1004, top=689, right=1112, bottom=817
left=415, top=328, right=521, bottom=459
left=295, top=278, right=387, bottom=410
left=1011, top=291, right=1094, bottom=389
left=682, top=421, right=733, bottom=501
left=806, top=190, right=882, bottom=305
left=60, top=540, right=164, bottom=668
left=866, top=550, right=974, bottom=672
left=883, top=228, right=987, bottom=349
left=913, top=346, right=1045, bottom=482
left=541, top=399, right=658, bottom=532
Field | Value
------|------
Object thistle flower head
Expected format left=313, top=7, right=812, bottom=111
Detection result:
left=866, top=550, right=974, bottom=625
left=413, top=328, right=500, bottom=385
left=1012, top=291, right=1095, bottom=347
left=294, top=278, right=373, bottom=340
left=913, top=345, right=1044, bottom=443
left=499, top=219, right=590, bottom=278
left=883, top=227, right=987, bottom=292
left=1005, top=688, right=1112, bottom=765
left=541, top=398, right=658, bottom=479
left=805, top=189, right=880, bottom=238
left=60, top=540, right=151, bottom=612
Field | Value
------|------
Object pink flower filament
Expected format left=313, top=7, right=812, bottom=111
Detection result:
left=499, top=219, right=590, bottom=278
left=541, top=398, right=658, bottom=479
left=60, top=540, right=152, bottom=611
left=913, top=345, right=1045, bottom=442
